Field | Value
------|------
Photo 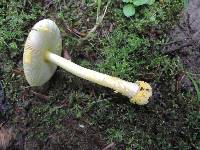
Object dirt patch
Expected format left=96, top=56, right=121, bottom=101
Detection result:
left=0, top=127, right=16, bottom=150
left=24, top=115, right=106, bottom=150
left=1, top=0, right=199, bottom=149
left=163, top=0, right=200, bottom=79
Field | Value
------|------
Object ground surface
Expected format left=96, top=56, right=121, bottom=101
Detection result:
left=0, top=0, right=200, bottom=149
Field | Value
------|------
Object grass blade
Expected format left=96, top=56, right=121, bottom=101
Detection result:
left=188, top=74, right=200, bottom=102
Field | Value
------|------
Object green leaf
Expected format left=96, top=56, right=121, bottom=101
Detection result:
left=132, top=0, right=148, bottom=6
left=147, top=0, right=155, bottom=5
left=9, top=42, right=18, bottom=50
left=122, top=0, right=130, bottom=2
left=123, top=4, right=135, bottom=17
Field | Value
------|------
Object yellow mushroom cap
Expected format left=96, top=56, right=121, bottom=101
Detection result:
left=23, top=19, right=62, bottom=86
left=130, top=81, right=152, bottom=105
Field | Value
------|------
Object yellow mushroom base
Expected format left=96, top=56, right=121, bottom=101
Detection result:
left=130, top=81, right=152, bottom=105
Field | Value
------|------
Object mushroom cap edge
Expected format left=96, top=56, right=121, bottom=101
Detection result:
left=23, top=19, right=62, bottom=86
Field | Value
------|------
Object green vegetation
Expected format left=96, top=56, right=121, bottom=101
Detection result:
left=122, top=0, right=155, bottom=17
left=188, top=74, right=200, bottom=102
left=0, top=0, right=200, bottom=149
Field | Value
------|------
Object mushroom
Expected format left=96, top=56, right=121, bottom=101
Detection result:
left=23, top=19, right=152, bottom=105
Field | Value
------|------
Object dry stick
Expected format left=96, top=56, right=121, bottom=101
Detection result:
left=31, top=90, right=49, bottom=101
left=96, top=0, right=102, bottom=22
left=59, top=1, right=111, bottom=44
left=60, top=18, right=83, bottom=38
left=102, top=142, right=116, bottom=150
left=79, top=0, right=111, bottom=42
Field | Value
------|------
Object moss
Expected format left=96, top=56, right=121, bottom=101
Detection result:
left=1, top=0, right=200, bottom=149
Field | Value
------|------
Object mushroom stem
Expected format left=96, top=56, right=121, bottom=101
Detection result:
left=46, top=51, right=152, bottom=105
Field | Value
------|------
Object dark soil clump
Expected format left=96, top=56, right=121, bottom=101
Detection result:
left=163, top=0, right=200, bottom=79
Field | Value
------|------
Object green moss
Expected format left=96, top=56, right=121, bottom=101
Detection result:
left=1, top=0, right=199, bottom=149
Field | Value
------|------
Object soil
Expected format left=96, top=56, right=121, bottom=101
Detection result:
left=163, top=0, right=200, bottom=80
left=0, top=1, right=199, bottom=149
left=24, top=115, right=106, bottom=150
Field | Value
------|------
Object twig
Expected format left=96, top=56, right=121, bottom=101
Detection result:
left=96, top=0, right=102, bottom=22
left=79, top=0, right=111, bottom=42
left=60, top=18, right=85, bottom=38
left=31, top=90, right=49, bottom=101
left=12, top=68, right=24, bottom=76
left=102, top=142, right=116, bottom=150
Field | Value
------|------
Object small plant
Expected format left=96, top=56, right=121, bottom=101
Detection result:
left=122, top=0, right=155, bottom=17
left=183, top=0, right=189, bottom=9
